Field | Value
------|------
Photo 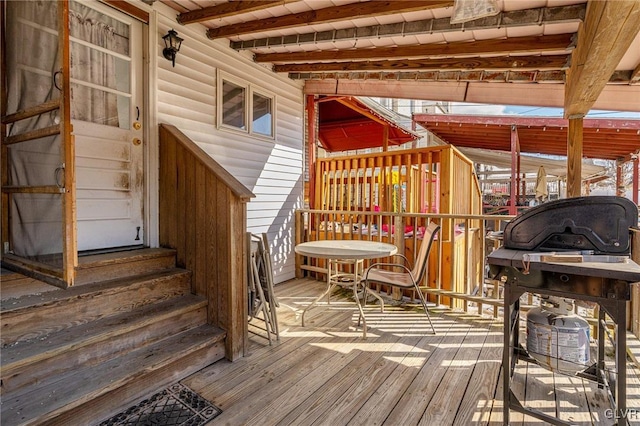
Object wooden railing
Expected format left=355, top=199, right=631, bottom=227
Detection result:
left=159, top=124, right=254, bottom=360
left=313, top=146, right=482, bottom=238
left=295, top=209, right=514, bottom=315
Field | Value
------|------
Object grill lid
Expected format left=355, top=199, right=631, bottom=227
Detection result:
left=503, top=196, right=638, bottom=254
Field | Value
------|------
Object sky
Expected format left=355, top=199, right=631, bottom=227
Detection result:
left=449, top=102, right=640, bottom=118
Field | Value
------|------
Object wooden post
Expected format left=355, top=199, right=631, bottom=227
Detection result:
left=59, top=0, right=78, bottom=286
left=566, top=117, right=583, bottom=198
left=616, top=160, right=625, bottom=197
left=227, top=197, right=248, bottom=360
left=382, top=125, right=389, bottom=152
left=306, top=94, right=317, bottom=209
left=633, top=157, right=639, bottom=204
left=1, top=0, right=9, bottom=256
left=392, top=214, right=404, bottom=301
left=509, top=125, right=518, bottom=215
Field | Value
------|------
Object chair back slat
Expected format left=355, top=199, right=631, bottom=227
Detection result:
left=411, top=222, right=440, bottom=283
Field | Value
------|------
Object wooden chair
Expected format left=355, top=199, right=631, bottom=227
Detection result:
left=361, top=222, right=440, bottom=334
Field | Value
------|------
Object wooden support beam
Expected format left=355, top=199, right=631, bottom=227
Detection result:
left=382, top=125, right=389, bottom=152
left=1, top=0, right=8, bottom=255
left=256, top=34, right=575, bottom=63
left=306, top=94, right=317, bottom=210
left=290, top=69, right=633, bottom=83
left=178, top=1, right=293, bottom=25
left=335, top=98, right=388, bottom=126
left=632, top=62, right=640, bottom=84
left=232, top=4, right=586, bottom=50
left=633, top=157, right=639, bottom=204
left=564, top=1, right=640, bottom=118
left=275, top=54, right=569, bottom=73
left=509, top=125, right=518, bottom=215
left=412, top=114, right=640, bottom=129
left=207, top=1, right=452, bottom=39
left=566, top=118, right=583, bottom=197
left=616, top=160, right=624, bottom=197
left=59, top=0, right=77, bottom=285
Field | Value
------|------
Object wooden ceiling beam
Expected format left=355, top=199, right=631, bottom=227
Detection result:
left=206, top=1, right=452, bottom=39
left=413, top=114, right=640, bottom=129
left=255, top=34, right=575, bottom=63
left=564, top=0, right=640, bottom=118
left=334, top=98, right=390, bottom=127
left=631, top=62, right=640, bottom=84
left=290, top=70, right=568, bottom=82
left=274, top=55, right=569, bottom=73
left=231, top=4, right=585, bottom=50
left=290, top=69, right=634, bottom=83
left=177, top=1, right=294, bottom=25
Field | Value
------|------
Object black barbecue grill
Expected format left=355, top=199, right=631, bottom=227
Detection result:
left=487, top=196, right=640, bottom=426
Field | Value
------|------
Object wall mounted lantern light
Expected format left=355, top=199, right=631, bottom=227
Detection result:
left=162, top=29, right=183, bottom=67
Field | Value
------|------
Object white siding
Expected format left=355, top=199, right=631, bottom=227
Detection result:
left=153, top=6, right=304, bottom=282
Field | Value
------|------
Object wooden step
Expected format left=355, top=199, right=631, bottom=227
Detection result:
left=1, top=268, right=191, bottom=346
left=1, top=294, right=208, bottom=396
left=75, top=248, right=177, bottom=285
left=0, top=269, right=58, bottom=300
left=1, top=325, right=226, bottom=426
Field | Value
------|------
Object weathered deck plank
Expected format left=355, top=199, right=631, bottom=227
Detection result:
left=453, top=320, right=503, bottom=424
left=182, top=277, right=636, bottom=426
left=383, top=314, right=476, bottom=425
left=346, top=314, right=455, bottom=425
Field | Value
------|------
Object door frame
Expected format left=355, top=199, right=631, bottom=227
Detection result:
left=0, top=0, right=152, bottom=287
left=73, top=0, right=146, bottom=252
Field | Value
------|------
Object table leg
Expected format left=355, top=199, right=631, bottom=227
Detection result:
left=351, top=259, right=370, bottom=338
left=301, top=260, right=336, bottom=327
left=354, top=279, right=367, bottom=338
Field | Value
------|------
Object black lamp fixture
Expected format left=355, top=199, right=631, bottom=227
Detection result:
left=162, top=29, right=183, bottom=67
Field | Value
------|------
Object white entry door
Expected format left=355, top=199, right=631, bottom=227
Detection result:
left=69, top=1, right=144, bottom=251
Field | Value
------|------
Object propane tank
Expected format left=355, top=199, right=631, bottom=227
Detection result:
left=526, top=296, right=591, bottom=374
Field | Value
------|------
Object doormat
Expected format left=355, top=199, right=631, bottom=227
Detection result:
left=98, top=383, right=222, bottom=426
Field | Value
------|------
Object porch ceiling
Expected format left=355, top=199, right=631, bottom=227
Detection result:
left=413, top=113, right=640, bottom=160
left=160, top=0, right=640, bottom=116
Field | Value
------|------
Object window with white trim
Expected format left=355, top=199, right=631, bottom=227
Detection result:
left=217, top=71, right=275, bottom=138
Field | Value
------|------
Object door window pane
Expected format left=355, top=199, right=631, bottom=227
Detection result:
left=70, top=1, right=130, bottom=56
left=68, top=1, right=132, bottom=129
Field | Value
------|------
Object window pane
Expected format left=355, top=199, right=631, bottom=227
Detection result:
left=252, top=92, right=273, bottom=137
left=222, top=80, right=246, bottom=130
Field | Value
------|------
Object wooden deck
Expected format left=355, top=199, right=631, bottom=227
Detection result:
left=184, top=277, right=640, bottom=426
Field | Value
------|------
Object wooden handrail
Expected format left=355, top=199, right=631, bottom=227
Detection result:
left=158, top=123, right=254, bottom=361
left=159, top=124, right=254, bottom=201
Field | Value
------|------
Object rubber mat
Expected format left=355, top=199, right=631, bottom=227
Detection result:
left=98, top=383, right=222, bottom=426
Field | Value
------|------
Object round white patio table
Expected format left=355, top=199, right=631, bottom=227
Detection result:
left=295, top=240, right=397, bottom=338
